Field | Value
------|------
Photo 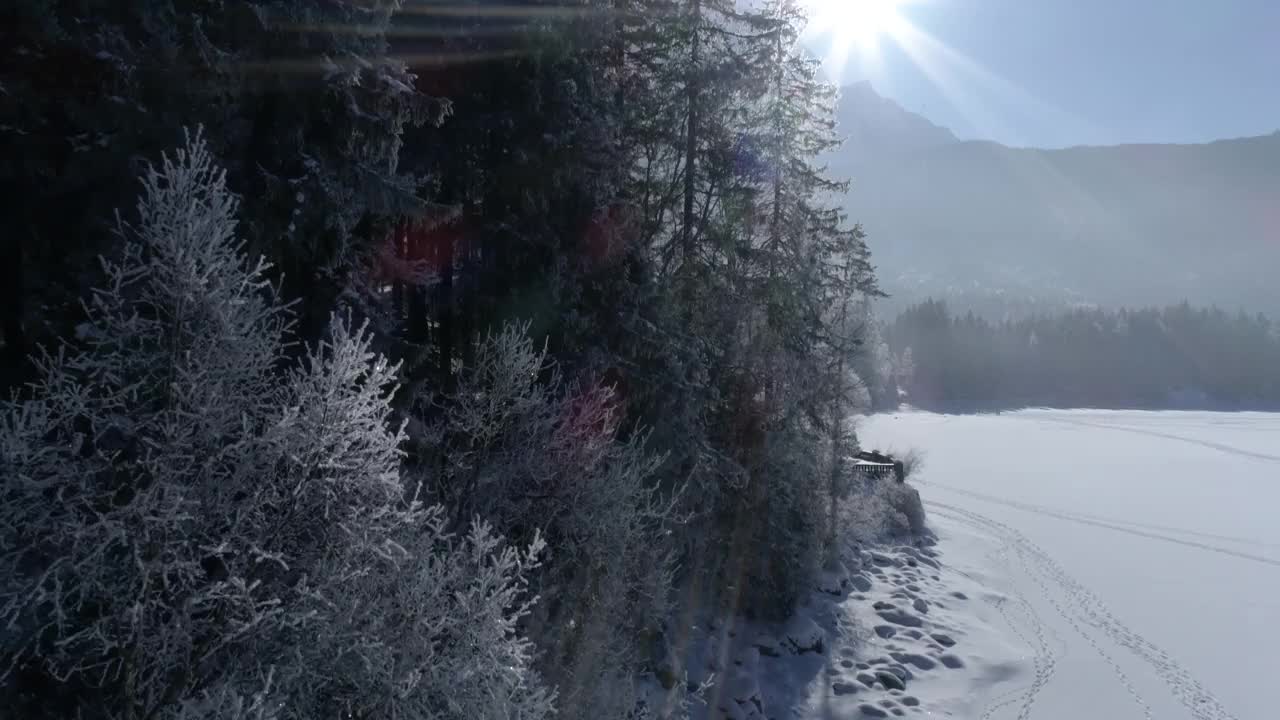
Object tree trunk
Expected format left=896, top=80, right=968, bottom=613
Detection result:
left=2, top=211, right=26, bottom=393
left=459, top=226, right=476, bottom=373
left=391, top=221, right=405, bottom=333
left=408, top=249, right=430, bottom=346
left=613, top=0, right=629, bottom=114
left=680, top=0, right=701, bottom=267
left=827, top=288, right=852, bottom=552
left=437, top=222, right=455, bottom=392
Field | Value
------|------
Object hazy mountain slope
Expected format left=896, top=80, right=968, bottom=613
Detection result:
left=832, top=83, right=1280, bottom=316
left=836, top=81, right=957, bottom=154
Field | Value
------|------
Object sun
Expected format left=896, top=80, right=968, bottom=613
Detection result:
left=804, top=0, right=908, bottom=55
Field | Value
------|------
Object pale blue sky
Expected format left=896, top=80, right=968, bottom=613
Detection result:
left=813, top=0, right=1280, bottom=148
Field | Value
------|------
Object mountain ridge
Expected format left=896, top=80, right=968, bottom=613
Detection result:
left=832, top=84, right=1280, bottom=318
left=840, top=81, right=1279, bottom=152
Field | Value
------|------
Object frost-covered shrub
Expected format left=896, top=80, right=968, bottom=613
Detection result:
left=836, top=448, right=928, bottom=547
left=0, top=134, right=551, bottom=720
left=418, top=324, right=679, bottom=720
left=898, top=448, right=926, bottom=480
left=836, top=484, right=891, bottom=549
left=836, top=478, right=926, bottom=550
left=276, top=507, right=553, bottom=719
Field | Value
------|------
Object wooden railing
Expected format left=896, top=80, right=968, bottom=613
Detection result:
left=851, top=452, right=905, bottom=483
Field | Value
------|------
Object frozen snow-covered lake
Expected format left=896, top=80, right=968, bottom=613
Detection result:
left=860, top=409, right=1280, bottom=720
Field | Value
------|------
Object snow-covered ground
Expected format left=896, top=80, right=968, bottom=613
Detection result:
left=852, top=409, right=1280, bottom=720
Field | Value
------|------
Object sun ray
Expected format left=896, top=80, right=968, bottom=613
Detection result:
left=801, top=0, right=911, bottom=84
left=888, top=17, right=1102, bottom=146
left=869, top=18, right=1122, bottom=230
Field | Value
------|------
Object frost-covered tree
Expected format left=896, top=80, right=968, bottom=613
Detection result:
left=0, top=134, right=551, bottom=720
left=413, top=323, right=679, bottom=720
left=2, top=0, right=447, bottom=390
left=5, top=0, right=898, bottom=711
left=645, top=1, right=885, bottom=619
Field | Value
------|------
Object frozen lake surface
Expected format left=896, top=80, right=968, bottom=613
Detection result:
left=858, top=409, right=1280, bottom=720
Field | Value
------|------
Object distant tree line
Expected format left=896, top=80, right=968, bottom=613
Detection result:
left=886, top=299, right=1280, bottom=412
left=1, top=2, right=892, bottom=718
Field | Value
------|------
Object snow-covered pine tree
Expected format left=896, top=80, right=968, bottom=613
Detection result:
left=0, top=133, right=551, bottom=720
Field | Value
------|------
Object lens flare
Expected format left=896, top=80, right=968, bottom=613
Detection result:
left=804, top=0, right=907, bottom=55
